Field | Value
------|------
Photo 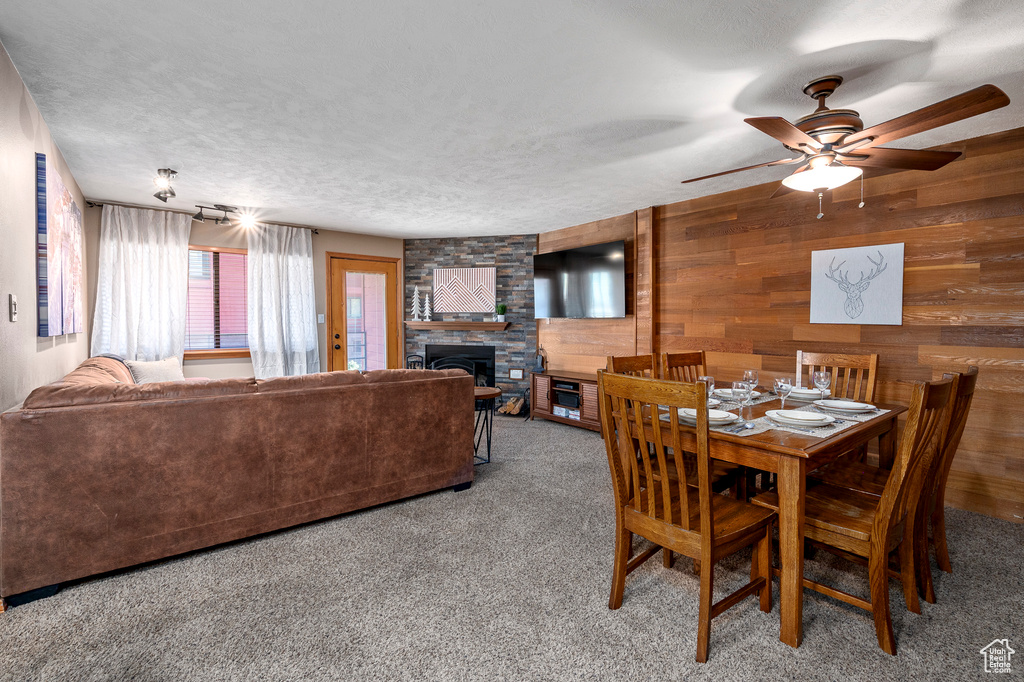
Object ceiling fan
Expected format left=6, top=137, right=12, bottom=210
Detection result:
left=682, top=75, right=1010, bottom=199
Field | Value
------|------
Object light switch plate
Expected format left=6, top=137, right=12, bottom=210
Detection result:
left=509, top=368, right=524, bottom=380
left=9, top=294, right=17, bottom=322
left=317, top=313, right=325, bottom=324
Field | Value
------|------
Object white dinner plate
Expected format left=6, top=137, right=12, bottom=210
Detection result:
left=660, top=408, right=739, bottom=425
left=679, top=411, right=740, bottom=426
left=774, top=409, right=830, bottom=423
left=814, top=399, right=875, bottom=413
left=712, top=388, right=762, bottom=400
left=787, top=387, right=831, bottom=400
left=658, top=398, right=720, bottom=413
left=766, top=409, right=835, bottom=428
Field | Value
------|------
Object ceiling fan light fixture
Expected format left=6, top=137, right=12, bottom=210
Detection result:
left=781, top=162, right=862, bottom=192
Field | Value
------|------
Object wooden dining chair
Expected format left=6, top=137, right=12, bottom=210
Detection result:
left=609, top=353, right=745, bottom=536
left=751, top=377, right=954, bottom=655
left=607, top=353, right=658, bottom=378
left=808, top=367, right=978, bottom=604
left=925, top=366, right=978, bottom=577
left=597, top=371, right=775, bottom=663
left=661, top=350, right=763, bottom=497
left=660, top=351, right=707, bottom=382
left=796, top=350, right=878, bottom=402
left=797, top=350, right=880, bottom=463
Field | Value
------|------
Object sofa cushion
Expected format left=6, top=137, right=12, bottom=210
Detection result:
left=125, top=357, right=186, bottom=384
left=362, top=368, right=469, bottom=383
left=23, top=377, right=258, bottom=409
left=59, top=356, right=137, bottom=386
left=256, top=370, right=366, bottom=393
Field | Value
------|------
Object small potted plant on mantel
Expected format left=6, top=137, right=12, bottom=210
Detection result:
left=494, top=303, right=507, bottom=322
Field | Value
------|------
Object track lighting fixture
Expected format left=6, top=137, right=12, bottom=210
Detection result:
left=192, top=204, right=238, bottom=225
left=153, top=168, right=177, bottom=202
left=216, top=204, right=236, bottom=225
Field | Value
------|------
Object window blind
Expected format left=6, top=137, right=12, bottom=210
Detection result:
left=185, top=249, right=248, bottom=350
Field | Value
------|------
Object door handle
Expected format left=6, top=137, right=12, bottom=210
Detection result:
left=334, top=344, right=341, bottom=350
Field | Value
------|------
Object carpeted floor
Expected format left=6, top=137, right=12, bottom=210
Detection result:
left=1, top=417, right=1021, bottom=680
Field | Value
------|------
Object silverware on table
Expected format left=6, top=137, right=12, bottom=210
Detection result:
left=726, top=421, right=755, bottom=433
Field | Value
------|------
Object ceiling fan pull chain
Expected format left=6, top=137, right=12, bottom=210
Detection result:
left=859, top=174, right=865, bottom=209
left=816, top=191, right=824, bottom=220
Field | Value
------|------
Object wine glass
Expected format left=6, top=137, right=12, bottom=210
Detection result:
left=697, top=375, right=715, bottom=402
left=743, top=370, right=759, bottom=405
left=812, top=370, right=831, bottom=398
left=743, top=370, right=759, bottom=393
left=732, top=380, right=751, bottom=407
left=775, top=377, right=793, bottom=409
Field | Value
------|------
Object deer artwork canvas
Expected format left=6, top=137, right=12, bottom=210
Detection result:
left=810, top=243, right=904, bottom=325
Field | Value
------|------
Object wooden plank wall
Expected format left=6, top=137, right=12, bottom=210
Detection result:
left=657, top=127, right=1023, bottom=522
left=541, top=126, right=1024, bottom=522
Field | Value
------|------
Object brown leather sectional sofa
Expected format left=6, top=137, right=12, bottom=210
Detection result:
left=0, top=357, right=474, bottom=602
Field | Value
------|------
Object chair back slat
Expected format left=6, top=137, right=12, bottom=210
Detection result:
left=661, top=351, right=707, bottom=382
left=598, top=372, right=709, bottom=535
left=607, top=354, right=658, bottom=378
left=796, top=351, right=879, bottom=402
left=928, top=366, right=979, bottom=508
left=874, top=378, right=954, bottom=539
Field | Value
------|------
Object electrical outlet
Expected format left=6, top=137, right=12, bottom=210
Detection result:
left=509, top=368, right=524, bottom=380
left=9, top=294, right=17, bottom=322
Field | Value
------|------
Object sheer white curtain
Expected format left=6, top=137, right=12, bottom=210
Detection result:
left=90, top=204, right=191, bottom=361
left=247, top=223, right=321, bottom=378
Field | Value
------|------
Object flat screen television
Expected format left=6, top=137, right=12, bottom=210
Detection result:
left=534, top=240, right=626, bottom=319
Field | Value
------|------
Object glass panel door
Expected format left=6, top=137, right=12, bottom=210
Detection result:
left=329, top=256, right=399, bottom=371
left=344, top=271, right=388, bottom=370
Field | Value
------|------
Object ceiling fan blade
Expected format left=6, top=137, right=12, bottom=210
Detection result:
left=681, top=156, right=803, bottom=184
left=837, top=147, right=962, bottom=171
left=837, top=84, right=1010, bottom=151
left=744, top=117, right=823, bottom=151
left=770, top=164, right=809, bottom=198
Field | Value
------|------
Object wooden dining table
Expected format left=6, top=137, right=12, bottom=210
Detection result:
left=651, top=394, right=906, bottom=648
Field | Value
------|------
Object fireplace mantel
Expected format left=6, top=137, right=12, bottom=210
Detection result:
left=405, top=321, right=510, bottom=331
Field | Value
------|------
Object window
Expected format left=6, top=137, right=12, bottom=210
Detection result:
left=185, top=246, right=249, bottom=358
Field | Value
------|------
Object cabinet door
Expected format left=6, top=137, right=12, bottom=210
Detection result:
left=534, top=374, right=551, bottom=413
left=581, top=381, right=599, bottom=424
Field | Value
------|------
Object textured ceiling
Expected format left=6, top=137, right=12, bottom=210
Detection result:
left=1, top=0, right=1023, bottom=238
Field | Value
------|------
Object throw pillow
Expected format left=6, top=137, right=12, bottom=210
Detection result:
left=125, top=357, right=186, bottom=384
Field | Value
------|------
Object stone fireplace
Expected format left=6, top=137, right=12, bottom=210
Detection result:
left=403, top=235, right=536, bottom=400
